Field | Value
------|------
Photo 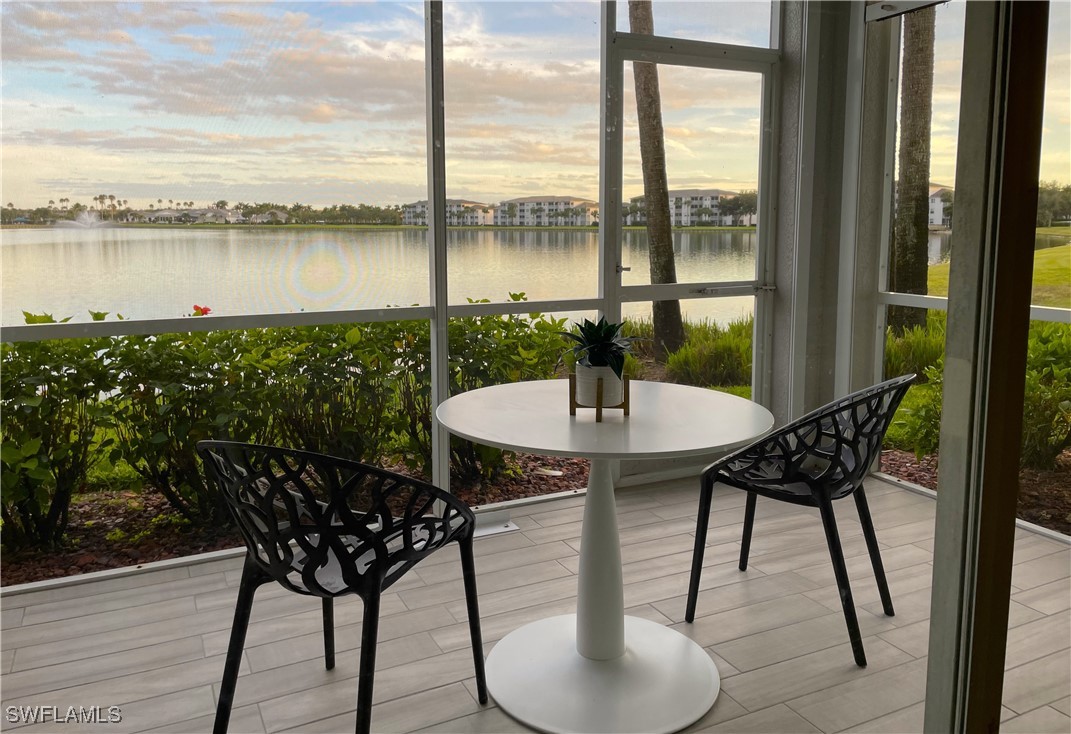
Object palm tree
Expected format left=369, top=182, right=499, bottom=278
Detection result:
left=629, top=0, right=685, bottom=360
left=889, top=6, right=935, bottom=332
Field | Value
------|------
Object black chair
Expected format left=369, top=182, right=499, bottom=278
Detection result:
left=685, top=374, right=915, bottom=667
left=197, top=441, right=487, bottom=734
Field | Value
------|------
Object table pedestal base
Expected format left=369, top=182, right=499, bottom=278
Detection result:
left=485, top=614, right=720, bottom=734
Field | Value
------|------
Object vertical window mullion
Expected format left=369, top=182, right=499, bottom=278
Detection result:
left=424, top=1, right=450, bottom=491
left=600, top=1, right=623, bottom=323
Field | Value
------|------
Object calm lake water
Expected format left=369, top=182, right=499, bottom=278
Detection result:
left=1, top=227, right=760, bottom=327
left=7, top=227, right=1056, bottom=329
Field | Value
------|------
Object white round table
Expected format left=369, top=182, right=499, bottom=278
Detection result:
left=436, top=380, right=774, bottom=734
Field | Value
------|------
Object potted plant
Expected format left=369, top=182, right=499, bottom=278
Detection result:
left=560, top=317, right=636, bottom=406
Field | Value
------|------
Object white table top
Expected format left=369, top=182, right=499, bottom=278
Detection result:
left=435, top=379, right=774, bottom=460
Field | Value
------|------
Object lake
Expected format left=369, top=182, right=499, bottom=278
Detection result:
left=8, top=227, right=1046, bottom=329
left=1, top=227, right=760, bottom=328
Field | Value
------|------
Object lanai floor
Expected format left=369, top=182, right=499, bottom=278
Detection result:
left=2, top=475, right=1068, bottom=733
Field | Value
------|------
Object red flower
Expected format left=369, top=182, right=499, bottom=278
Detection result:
left=192, top=304, right=212, bottom=316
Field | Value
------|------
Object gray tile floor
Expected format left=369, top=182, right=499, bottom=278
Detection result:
left=1, top=476, right=1068, bottom=733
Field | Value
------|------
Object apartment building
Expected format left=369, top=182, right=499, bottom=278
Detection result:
left=625, top=188, right=752, bottom=226
left=929, top=185, right=954, bottom=227
left=494, top=196, right=598, bottom=226
left=402, top=199, right=495, bottom=226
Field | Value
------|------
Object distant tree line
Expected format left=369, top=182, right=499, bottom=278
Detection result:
left=0, top=199, right=405, bottom=225
left=1036, top=181, right=1071, bottom=228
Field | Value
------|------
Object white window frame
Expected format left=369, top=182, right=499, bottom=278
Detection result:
left=2, top=0, right=782, bottom=502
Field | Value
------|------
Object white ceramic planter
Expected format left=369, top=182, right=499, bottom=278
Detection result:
left=575, top=365, right=624, bottom=406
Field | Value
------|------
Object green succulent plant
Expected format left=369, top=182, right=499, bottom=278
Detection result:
left=559, top=317, right=637, bottom=379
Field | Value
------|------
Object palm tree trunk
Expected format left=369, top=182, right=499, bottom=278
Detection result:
left=889, top=6, right=935, bottom=333
left=629, top=0, right=685, bottom=360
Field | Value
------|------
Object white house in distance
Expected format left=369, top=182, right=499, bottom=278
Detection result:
left=929, top=184, right=954, bottom=228
left=625, top=188, right=753, bottom=226
left=402, top=199, right=494, bottom=226
left=494, top=196, right=598, bottom=226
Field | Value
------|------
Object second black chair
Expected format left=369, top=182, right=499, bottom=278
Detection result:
left=197, top=441, right=488, bottom=734
left=685, top=374, right=915, bottom=667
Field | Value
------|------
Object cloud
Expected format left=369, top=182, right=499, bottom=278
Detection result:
left=169, top=34, right=215, bottom=55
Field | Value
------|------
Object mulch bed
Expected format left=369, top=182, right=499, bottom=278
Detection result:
left=4, top=450, right=1066, bottom=588
left=881, top=448, right=1071, bottom=535
left=0, top=454, right=589, bottom=587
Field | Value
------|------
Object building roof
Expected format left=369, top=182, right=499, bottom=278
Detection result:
left=499, top=196, right=597, bottom=205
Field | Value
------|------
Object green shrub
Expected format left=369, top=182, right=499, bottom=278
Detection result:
left=399, top=295, right=566, bottom=480
left=255, top=321, right=403, bottom=464
left=1020, top=321, right=1071, bottom=469
left=665, top=316, right=753, bottom=387
left=884, top=311, right=946, bottom=382
left=889, top=365, right=944, bottom=460
left=1, top=314, right=117, bottom=550
left=110, top=329, right=274, bottom=525
left=891, top=321, right=1071, bottom=469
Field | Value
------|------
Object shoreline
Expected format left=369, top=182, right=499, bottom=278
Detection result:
left=0, top=223, right=758, bottom=233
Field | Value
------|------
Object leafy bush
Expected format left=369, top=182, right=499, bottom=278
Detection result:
left=891, top=321, right=1071, bottom=469
left=110, top=329, right=273, bottom=525
left=255, top=322, right=403, bottom=464
left=888, top=365, right=944, bottom=459
left=665, top=316, right=753, bottom=387
left=1020, top=321, right=1071, bottom=469
left=884, top=310, right=946, bottom=382
left=399, top=295, right=566, bottom=480
left=1, top=314, right=116, bottom=550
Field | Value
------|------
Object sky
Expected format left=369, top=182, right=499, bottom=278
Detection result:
left=1, top=1, right=1068, bottom=211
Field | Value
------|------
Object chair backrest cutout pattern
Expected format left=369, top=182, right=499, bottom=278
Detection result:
left=198, top=441, right=472, bottom=597
left=719, top=374, right=915, bottom=498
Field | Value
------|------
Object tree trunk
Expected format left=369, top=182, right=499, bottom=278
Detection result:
left=629, top=1, right=685, bottom=360
left=889, top=6, right=935, bottom=333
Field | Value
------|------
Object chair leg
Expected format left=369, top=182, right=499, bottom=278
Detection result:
left=459, top=534, right=488, bottom=704
left=685, top=475, right=716, bottom=623
left=739, top=492, right=758, bottom=571
left=816, top=492, right=867, bottom=668
left=854, top=486, right=895, bottom=617
left=214, top=556, right=263, bottom=734
left=355, top=592, right=381, bottom=734
left=322, top=597, right=336, bottom=670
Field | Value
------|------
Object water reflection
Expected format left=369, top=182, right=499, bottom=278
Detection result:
left=927, top=230, right=1062, bottom=265
left=2, top=227, right=759, bottom=326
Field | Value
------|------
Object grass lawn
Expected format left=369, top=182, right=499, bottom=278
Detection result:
left=928, top=243, right=1070, bottom=308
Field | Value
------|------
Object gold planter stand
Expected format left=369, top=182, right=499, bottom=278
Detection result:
left=569, top=374, right=630, bottom=423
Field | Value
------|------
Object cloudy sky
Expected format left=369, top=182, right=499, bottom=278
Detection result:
left=1, top=1, right=1067, bottom=210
